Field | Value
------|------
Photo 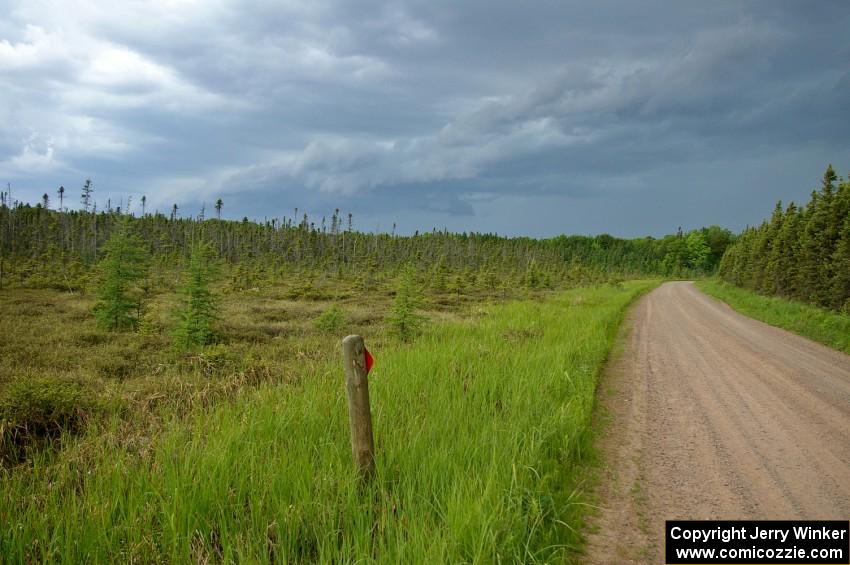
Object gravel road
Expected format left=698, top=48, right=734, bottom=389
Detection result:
left=585, top=281, right=850, bottom=564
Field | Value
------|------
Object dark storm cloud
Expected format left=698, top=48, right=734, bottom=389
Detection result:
left=1, top=0, right=848, bottom=236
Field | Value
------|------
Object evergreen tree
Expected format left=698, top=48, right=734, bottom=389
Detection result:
left=825, top=172, right=850, bottom=309
left=760, top=202, right=784, bottom=294
left=816, top=166, right=840, bottom=304
left=796, top=192, right=820, bottom=302
left=792, top=169, right=842, bottom=306
left=767, top=203, right=800, bottom=297
left=523, top=259, right=540, bottom=289
left=718, top=165, right=850, bottom=312
left=747, top=222, right=770, bottom=291
left=830, top=214, right=850, bottom=312
left=92, top=222, right=148, bottom=330
left=429, top=255, right=448, bottom=292
left=725, top=228, right=754, bottom=286
left=81, top=179, right=94, bottom=212
left=173, top=241, right=219, bottom=349
left=387, top=263, right=425, bottom=342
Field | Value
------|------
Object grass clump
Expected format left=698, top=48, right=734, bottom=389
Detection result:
left=696, top=279, right=850, bottom=354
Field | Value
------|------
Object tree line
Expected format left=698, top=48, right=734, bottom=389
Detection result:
left=719, top=164, right=850, bottom=312
left=0, top=184, right=731, bottom=294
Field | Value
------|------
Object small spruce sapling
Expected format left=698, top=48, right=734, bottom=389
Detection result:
left=315, top=304, right=346, bottom=333
left=92, top=222, right=149, bottom=330
left=173, top=241, right=219, bottom=349
left=387, top=264, right=425, bottom=342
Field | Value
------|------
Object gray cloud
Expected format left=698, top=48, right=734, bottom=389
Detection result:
left=1, top=0, right=848, bottom=236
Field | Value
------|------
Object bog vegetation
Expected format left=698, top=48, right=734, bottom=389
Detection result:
left=0, top=279, right=657, bottom=562
left=0, top=182, right=720, bottom=561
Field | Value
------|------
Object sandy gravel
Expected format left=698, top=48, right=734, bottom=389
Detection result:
left=585, top=281, right=850, bottom=564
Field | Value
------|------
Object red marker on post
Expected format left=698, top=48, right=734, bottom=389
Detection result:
left=364, top=347, right=374, bottom=375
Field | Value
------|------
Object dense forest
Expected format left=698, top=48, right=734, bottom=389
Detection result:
left=0, top=186, right=731, bottom=293
left=719, top=164, right=850, bottom=312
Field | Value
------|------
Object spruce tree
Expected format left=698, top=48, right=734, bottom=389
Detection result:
left=81, top=179, right=94, bottom=212
left=173, top=241, right=219, bottom=349
left=430, top=255, right=448, bottom=292
left=826, top=174, right=850, bottom=309
left=718, top=165, right=849, bottom=311
left=816, top=166, right=839, bottom=304
left=387, top=263, right=425, bottom=342
left=92, top=222, right=148, bottom=330
left=830, top=214, right=850, bottom=312
left=768, top=203, right=800, bottom=297
left=759, top=202, right=784, bottom=293
left=746, top=222, right=771, bottom=291
left=793, top=166, right=841, bottom=305
left=796, top=193, right=821, bottom=302
left=728, top=228, right=754, bottom=287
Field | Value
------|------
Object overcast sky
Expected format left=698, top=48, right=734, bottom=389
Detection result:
left=1, top=1, right=848, bottom=237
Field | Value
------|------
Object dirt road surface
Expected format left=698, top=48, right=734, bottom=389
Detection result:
left=586, top=281, right=850, bottom=564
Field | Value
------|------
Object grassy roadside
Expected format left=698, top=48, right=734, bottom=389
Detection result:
left=1, top=280, right=658, bottom=563
left=695, top=279, right=850, bottom=355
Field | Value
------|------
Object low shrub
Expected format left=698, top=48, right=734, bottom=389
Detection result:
left=0, top=375, right=101, bottom=465
left=74, top=332, right=109, bottom=346
left=94, top=352, right=140, bottom=380
left=191, top=344, right=237, bottom=376
left=314, top=304, right=346, bottom=333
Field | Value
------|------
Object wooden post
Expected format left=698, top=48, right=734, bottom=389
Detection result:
left=342, top=335, right=375, bottom=480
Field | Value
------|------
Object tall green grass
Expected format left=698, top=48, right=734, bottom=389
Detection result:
left=1, top=281, right=657, bottom=563
left=696, top=279, right=850, bottom=354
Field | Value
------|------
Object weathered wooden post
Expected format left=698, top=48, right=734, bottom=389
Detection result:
left=342, top=335, right=375, bottom=481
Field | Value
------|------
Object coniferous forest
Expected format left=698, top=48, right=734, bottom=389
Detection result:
left=719, top=164, right=850, bottom=312
left=0, top=185, right=731, bottom=296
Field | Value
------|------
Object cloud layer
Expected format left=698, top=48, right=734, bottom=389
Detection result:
left=2, top=0, right=848, bottom=236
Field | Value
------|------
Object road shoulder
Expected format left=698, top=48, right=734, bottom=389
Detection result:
left=583, top=293, right=654, bottom=564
